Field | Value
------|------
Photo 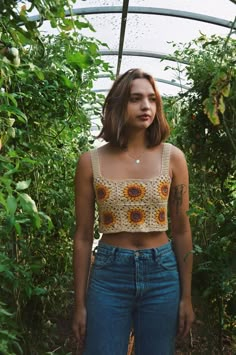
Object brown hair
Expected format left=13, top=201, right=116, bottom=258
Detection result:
left=97, top=68, right=170, bottom=148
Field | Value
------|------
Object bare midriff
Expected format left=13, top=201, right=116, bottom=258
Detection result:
left=100, top=231, right=169, bottom=250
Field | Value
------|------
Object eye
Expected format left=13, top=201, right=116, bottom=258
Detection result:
left=150, top=97, right=156, bottom=102
left=129, top=97, right=139, bottom=102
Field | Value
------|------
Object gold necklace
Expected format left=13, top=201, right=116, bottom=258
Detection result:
left=126, top=150, right=146, bottom=164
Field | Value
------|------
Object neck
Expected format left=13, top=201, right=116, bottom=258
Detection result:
left=124, top=132, right=148, bottom=165
left=126, top=131, right=147, bottom=153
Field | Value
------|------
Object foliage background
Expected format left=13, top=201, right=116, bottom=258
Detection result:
left=165, top=31, right=236, bottom=353
left=0, top=1, right=111, bottom=353
left=0, top=1, right=235, bottom=354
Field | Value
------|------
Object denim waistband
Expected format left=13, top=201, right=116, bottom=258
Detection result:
left=96, top=241, right=173, bottom=259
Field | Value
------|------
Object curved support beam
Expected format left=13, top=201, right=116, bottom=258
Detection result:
left=116, top=0, right=129, bottom=76
left=99, top=49, right=188, bottom=64
left=28, top=6, right=236, bottom=29
left=94, top=76, right=190, bottom=90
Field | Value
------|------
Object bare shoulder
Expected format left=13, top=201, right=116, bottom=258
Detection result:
left=170, top=144, right=186, bottom=161
left=75, top=150, right=93, bottom=179
left=169, top=144, right=188, bottom=178
left=77, top=150, right=92, bottom=166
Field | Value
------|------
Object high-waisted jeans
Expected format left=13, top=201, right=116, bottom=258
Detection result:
left=83, top=241, right=180, bottom=355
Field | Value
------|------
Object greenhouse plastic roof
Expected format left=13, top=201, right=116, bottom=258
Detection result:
left=66, top=0, right=236, bottom=95
left=33, top=0, right=236, bottom=95
left=31, top=0, right=236, bottom=130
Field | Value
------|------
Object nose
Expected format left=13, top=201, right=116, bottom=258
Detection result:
left=141, top=97, right=151, bottom=110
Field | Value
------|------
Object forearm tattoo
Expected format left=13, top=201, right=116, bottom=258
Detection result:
left=171, top=184, right=186, bottom=215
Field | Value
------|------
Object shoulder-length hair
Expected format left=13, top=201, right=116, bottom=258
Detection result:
left=97, top=68, right=170, bottom=148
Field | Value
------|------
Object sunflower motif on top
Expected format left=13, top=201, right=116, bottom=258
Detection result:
left=102, top=211, right=116, bottom=227
left=158, top=180, right=170, bottom=200
left=123, top=183, right=146, bottom=201
left=127, top=208, right=146, bottom=225
left=156, top=207, right=166, bottom=225
left=95, top=183, right=110, bottom=202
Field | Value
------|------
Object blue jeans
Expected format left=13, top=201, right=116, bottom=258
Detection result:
left=84, top=241, right=180, bottom=355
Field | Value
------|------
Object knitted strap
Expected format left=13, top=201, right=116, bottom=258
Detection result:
left=161, top=143, right=172, bottom=175
left=90, top=149, right=101, bottom=178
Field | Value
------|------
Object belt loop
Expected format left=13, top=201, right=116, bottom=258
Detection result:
left=152, top=248, right=158, bottom=262
left=112, top=247, right=117, bottom=260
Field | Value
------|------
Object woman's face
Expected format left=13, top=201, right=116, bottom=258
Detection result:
left=126, top=78, right=157, bottom=131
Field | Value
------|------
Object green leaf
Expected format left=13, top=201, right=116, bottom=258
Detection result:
left=34, top=287, right=47, bottom=296
left=203, top=98, right=220, bottom=125
left=218, top=96, right=225, bottom=114
left=74, top=20, right=94, bottom=31
left=88, top=43, right=98, bottom=56
left=12, top=341, right=23, bottom=355
left=0, top=307, right=13, bottom=317
left=18, top=193, right=38, bottom=213
left=221, top=83, right=230, bottom=97
left=7, top=195, right=17, bottom=215
left=0, top=104, right=27, bottom=122
left=194, top=245, right=203, bottom=254
left=30, top=257, right=44, bottom=273
left=21, top=158, right=37, bottom=164
left=0, top=92, right=18, bottom=106
left=7, top=127, right=16, bottom=138
left=14, top=221, right=22, bottom=235
left=39, top=211, right=54, bottom=230
left=16, top=179, right=31, bottom=191
left=50, top=18, right=58, bottom=28
left=59, top=18, right=74, bottom=31
left=4, top=160, right=20, bottom=176
left=16, top=218, right=30, bottom=224
left=217, top=214, right=225, bottom=224
left=66, top=51, right=93, bottom=69
left=34, top=69, right=45, bottom=80
left=0, top=192, right=7, bottom=208
left=60, top=75, right=74, bottom=89
left=33, top=213, right=41, bottom=229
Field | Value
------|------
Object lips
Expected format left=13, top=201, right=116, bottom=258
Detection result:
left=138, top=114, right=150, bottom=120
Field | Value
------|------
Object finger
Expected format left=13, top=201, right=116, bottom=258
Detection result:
left=79, top=323, right=86, bottom=337
left=182, top=321, right=191, bottom=338
left=182, top=315, right=195, bottom=338
left=78, top=324, right=86, bottom=346
left=178, top=314, right=185, bottom=336
left=72, top=323, right=80, bottom=341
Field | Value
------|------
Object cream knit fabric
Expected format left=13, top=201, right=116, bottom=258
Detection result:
left=90, top=143, right=172, bottom=234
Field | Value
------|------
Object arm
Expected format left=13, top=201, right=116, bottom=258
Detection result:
left=72, top=151, right=95, bottom=345
left=169, top=146, right=195, bottom=337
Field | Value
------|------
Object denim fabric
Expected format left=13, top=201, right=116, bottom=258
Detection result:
left=83, top=241, right=180, bottom=355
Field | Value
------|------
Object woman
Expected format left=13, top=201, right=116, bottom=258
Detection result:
left=72, top=68, right=194, bottom=355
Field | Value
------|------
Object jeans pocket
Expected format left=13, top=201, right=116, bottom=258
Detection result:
left=93, top=252, right=114, bottom=269
left=160, top=250, right=178, bottom=271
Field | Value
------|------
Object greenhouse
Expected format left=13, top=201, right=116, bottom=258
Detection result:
left=0, top=0, right=235, bottom=354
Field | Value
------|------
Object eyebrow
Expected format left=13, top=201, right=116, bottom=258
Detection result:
left=130, top=93, right=156, bottom=97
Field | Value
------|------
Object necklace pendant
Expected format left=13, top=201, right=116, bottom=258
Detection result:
left=136, top=159, right=140, bottom=164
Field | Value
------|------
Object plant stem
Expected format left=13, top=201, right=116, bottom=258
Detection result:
left=222, top=113, right=236, bottom=154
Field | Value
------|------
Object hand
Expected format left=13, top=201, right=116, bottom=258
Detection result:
left=72, top=306, right=87, bottom=350
left=178, top=298, right=195, bottom=338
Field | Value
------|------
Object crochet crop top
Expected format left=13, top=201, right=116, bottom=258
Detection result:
left=90, top=143, right=172, bottom=234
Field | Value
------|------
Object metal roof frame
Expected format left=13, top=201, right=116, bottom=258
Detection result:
left=28, top=4, right=235, bottom=88
left=29, top=6, right=236, bottom=29
left=97, top=74, right=189, bottom=89
left=116, top=0, right=129, bottom=76
left=99, top=49, right=189, bottom=64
